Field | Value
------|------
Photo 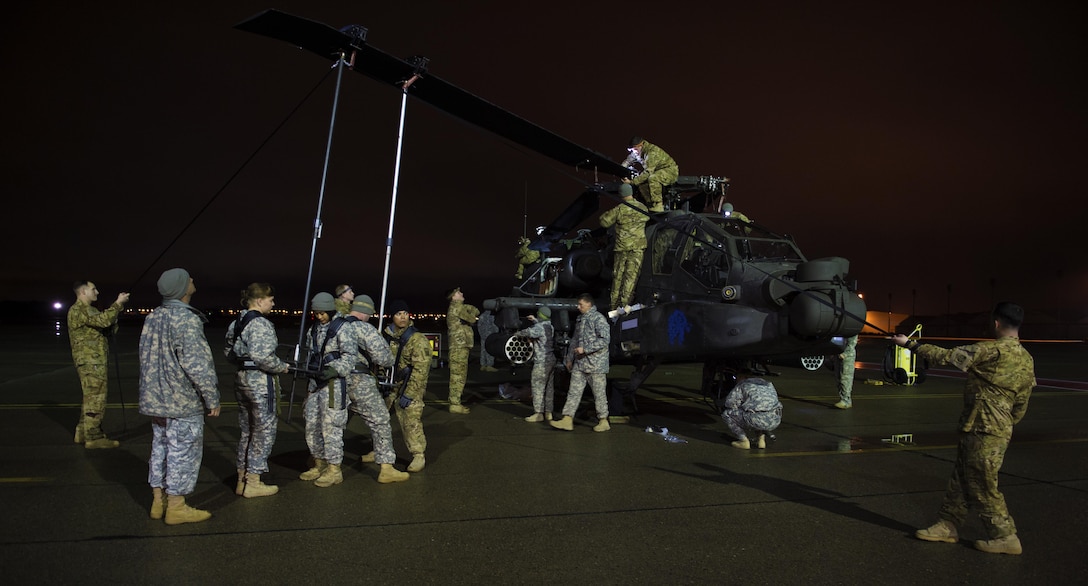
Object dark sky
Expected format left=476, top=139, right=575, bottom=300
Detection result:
left=4, top=1, right=1086, bottom=316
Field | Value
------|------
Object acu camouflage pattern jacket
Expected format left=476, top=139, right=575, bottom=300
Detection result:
left=138, top=301, right=220, bottom=418
left=566, top=307, right=610, bottom=374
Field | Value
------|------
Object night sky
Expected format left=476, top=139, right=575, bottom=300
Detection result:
left=4, top=1, right=1086, bottom=317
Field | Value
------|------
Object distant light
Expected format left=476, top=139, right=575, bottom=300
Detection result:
left=53, top=302, right=63, bottom=310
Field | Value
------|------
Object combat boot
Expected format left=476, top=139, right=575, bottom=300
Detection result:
left=550, top=416, right=574, bottom=431
left=360, top=451, right=376, bottom=463
left=242, top=473, right=279, bottom=498
left=235, top=469, right=245, bottom=495
left=731, top=438, right=751, bottom=450
left=915, top=520, right=959, bottom=543
left=299, top=458, right=327, bottom=481
left=593, top=418, right=611, bottom=432
left=407, top=454, right=426, bottom=473
left=525, top=413, right=545, bottom=423
left=74, top=424, right=84, bottom=444
left=378, top=463, right=410, bottom=484
left=756, top=434, right=767, bottom=449
left=833, top=401, right=852, bottom=409
left=164, top=495, right=211, bottom=526
left=449, top=404, right=471, bottom=414
left=150, top=487, right=165, bottom=520
left=314, top=464, right=343, bottom=488
left=85, top=437, right=120, bottom=449
left=974, top=534, right=1022, bottom=555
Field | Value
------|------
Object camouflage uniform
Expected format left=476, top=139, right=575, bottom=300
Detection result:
left=225, top=310, right=288, bottom=475
left=478, top=310, right=498, bottom=368
left=722, top=377, right=783, bottom=441
left=384, top=321, right=431, bottom=458
left=913, top=336, right=1035, bottom=539
left=303, top=318, right=358, bottom=467
left=446, top=297, right=480, bottom=406
left=837, top=335, right=858, bottom=407
left=628, top=140, right=678, bottom=211
left=344, top=318, right=397, bottom=465
left=138, top=301, right=220, bottom=497
left=516, top=318, right=556, bottom=415
left=599, top=197, right=649, bottom=308
left=515, top=237, right=541, bottom=280
left=560, top=306, right=610, bottom=419
left=67, top=297, right=125, bottom=442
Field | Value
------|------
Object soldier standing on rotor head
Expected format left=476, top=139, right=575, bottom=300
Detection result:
left=621, top=136, right=678, bottom=213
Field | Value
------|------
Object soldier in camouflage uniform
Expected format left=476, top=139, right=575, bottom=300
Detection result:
left=67, top=280, right=129, bottom=449
left=334, top=284, right=354, bottom=316
left=893, top=301, right=1036, bottom=555
left=834, top=334, right=858, bottom=409
left=299, top=292, right=357, bottom=488
left=599, top=183, right=649, bottom=309
left=224, top=283, right=290, bottom=498
left=514, top=236, right=541, bottom=280
left=138, top=268, right=220, bottom=525
left=721, top=371, right=782, bottom=449
left=551, top=294, right=611, bottom=432
left=517, top=306, right=556, bottom=422
left=446, top=287, right=479, bottom=414
left=344, top=295, right=409, bottom=484
left=383, top=300, right=431, bottom=472
left=478, top=310, right=499, bottom=372
left=621, top=137, right=678, bottom=212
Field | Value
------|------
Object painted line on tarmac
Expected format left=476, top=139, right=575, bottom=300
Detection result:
left=752, top=436, right=1088, bottom=458
left=0, top=477, right=52, bottom=483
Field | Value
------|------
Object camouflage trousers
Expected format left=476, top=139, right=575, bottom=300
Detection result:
left=838, top=360, right=856, bottom=405
left=385, top=393, right=427, bottom=456
left=75, top=364, right=108, bottom=441
left=148, top=415, right=204, bottom=496
left=638, top=171, right=678, bottom=211
left=939, top=432, right=1017, bottom=539
left=235, top=374, right=279, bottom=474
left=610, top=249, right=645, bottom=308
left=448, top=345, right=470, bottom=405
left=531, top=355, right=557, bottom=415
left=304, top=381, right=349, bottom=465
left=723, top=406, right=782, bottom=441
left=562, top=371, right=608, bottom=420
left=348, top=373, right=396, bottom=465
left=480, top=349, right=495, bottom=368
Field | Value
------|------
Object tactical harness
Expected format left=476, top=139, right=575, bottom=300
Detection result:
left=227, top=309, right=277, bottom=413
left=387, top=325, right=419, bottom=409
left=308, top=316, right=355, bottom=409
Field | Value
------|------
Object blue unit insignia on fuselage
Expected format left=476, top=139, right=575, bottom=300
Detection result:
left=668, top=309, right=692, bottom=346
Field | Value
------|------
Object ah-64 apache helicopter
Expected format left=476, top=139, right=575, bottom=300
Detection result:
left=237, top=9, right=868, bottom=409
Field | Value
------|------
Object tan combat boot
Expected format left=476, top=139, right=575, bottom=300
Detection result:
left=150, top=487, right=165, bottom=520
left=235, top=469, right=245, bottom=495
left=74, top=424, right=84, bottom=444
left=299, top=458, right=327, bottom=481
left=915, top=520, right=959, bottom=543
left=85, top=437, right=120, bottom=449
left=525, top=413, right=545, bottom=423
left=756, top=434, right=767, bottom=449
left=360, top=451, right=376, bottom=463
left=407, top=454, right=426, bottom=473
left=378, top=463, right=410, bottom=484
left=164, top=495, right=211, bottom=526
left=731, top=438, right=751, bottom=450
left=550, top=416, right=574, bottom=431
left=242, top=473, right=279, bottom=498
left=314, top=464, right=343, bottom=487
left=975, top=534, right=1022, bottom=555
left=593, top=418, right=611, bottom=432
left=449, top=404, right=471, bottom=414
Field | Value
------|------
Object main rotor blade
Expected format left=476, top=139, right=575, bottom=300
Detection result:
left=235, top=9, right=631, bottom=179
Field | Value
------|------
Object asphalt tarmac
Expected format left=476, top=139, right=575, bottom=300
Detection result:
left=1, top=321, right=1086, bottom=584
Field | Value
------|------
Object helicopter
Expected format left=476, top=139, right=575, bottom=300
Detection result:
left=236, top=9, right=868, bottom=409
